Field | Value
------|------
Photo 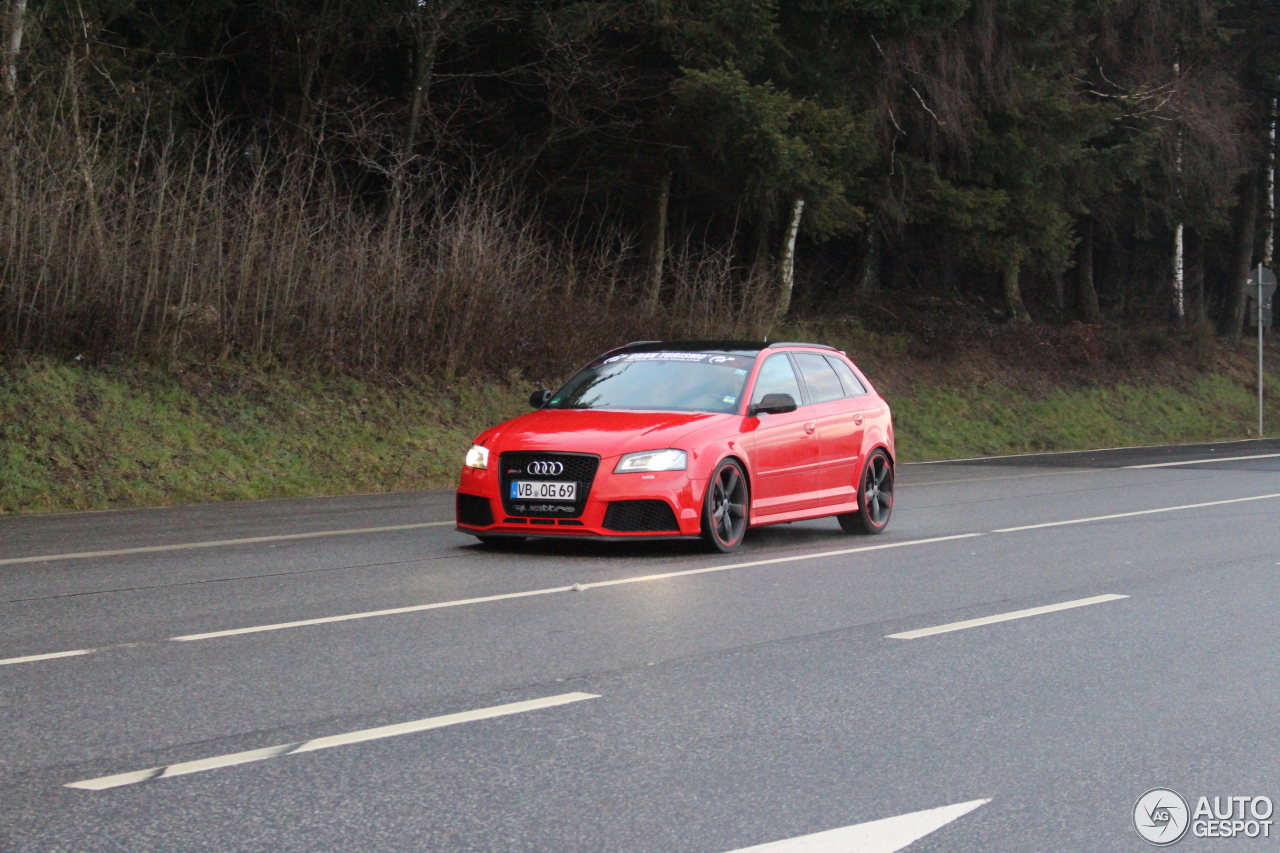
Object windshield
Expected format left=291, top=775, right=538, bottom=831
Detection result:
left=547, top=352, right=757, bottom=413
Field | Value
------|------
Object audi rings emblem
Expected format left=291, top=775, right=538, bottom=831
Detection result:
left=527, top=460, right=565, bottom=476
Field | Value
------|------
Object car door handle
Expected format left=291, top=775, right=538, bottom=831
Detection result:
left=853, top=414, right=863, bottom=425
left=804, top=422, right=816, bottom=434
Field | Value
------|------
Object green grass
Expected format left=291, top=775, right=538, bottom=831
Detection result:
left=0, top=359, right=527, bottom=514
left=892, top=375, right=1277, bottom=460
left=1, top=350, right=1277, bottom=514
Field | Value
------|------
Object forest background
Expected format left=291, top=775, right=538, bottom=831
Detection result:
left=1, top=0, right=1280, bottom=511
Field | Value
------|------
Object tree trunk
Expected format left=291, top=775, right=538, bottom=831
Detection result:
left=1002, top=256, right=1031, bottom=322
left=1266, top=97, right=1276, bottom=268
left=403, top=2, right=459, bottom=158
left=776, top=196, right=804, bottom=319
left=855, top=224, right=880, bottom=298
left=66, top=50, right=105, bottom=255
left=3, top=0, right=25, bottom=99
left=751, top=217, right=772, bottom=286
left=1076, top=220, right=1100, bottom=322
left=1173, top=222, right=1185, bottom=324
left=1187, top=229, right=1206, bottom=322
left=1221, top=165, right=1260, bottom=341
left=1052, top=270, right=1064, bottom=313
left=644, top=173, right=670, bottom=309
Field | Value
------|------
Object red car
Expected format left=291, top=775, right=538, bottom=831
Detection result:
left=455, top=341, right=894, bottom=552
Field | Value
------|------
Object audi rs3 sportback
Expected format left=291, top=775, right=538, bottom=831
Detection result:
left=455, top=341, right=895, bottom=552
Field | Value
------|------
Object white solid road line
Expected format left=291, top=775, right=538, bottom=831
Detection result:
left=170, top=533, right=985, bottom=642
left=887, top=594, right=1128, bottom=640
left=904, top=437, right=1270, bottom=465
left=0, top=648, right=97, bottom=666
left=721, top=798, right=990, bottom=852
left=0, top=521, right=454, bottom=567
left=1125, top=452, right=1280, bottom=469
left=66, top=692, right=598, bottom=791
left=991, top=492, right=1280, bottom=532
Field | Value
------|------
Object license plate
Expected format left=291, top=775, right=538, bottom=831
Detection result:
left=510, top=480, right=577, bottom=502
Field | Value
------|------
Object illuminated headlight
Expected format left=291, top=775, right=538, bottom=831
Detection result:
left=614, top=449, right=687, bottom=473
left=464, top=444, right=490, bottom=470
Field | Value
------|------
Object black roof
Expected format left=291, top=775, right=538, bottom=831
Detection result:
left=608, top=340, right=837, bottom=356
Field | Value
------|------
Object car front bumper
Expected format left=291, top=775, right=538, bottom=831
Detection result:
left=456, top=463, right=705, bottom=539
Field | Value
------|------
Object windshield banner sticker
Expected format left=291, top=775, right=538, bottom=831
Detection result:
left=602, top=352, right=740, bottom=364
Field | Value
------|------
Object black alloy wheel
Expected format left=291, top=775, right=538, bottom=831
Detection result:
left=838, top=449, right=893, bottom=535
left=701, top=459, right=749, bottom=552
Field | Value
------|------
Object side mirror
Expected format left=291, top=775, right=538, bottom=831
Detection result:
left=529, top=389, right=552, bottom=409
left=751, top=392, right=797, bottom=416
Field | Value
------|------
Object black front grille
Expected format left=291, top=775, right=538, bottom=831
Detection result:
left=603, top=500, right=680, bottom=532
left=456, top=492, right=494, bottom=527
left=499, top=451, right=600, bottom=518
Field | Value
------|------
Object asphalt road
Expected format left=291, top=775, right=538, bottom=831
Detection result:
left=5, top=437, right=1280, bottom=852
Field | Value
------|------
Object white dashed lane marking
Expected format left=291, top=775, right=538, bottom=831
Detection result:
left=11, top=490, right=1280, bottom=666
left=66, top=692, right=598, bottom=790
left=887, top=594, right=1128, bottom=639
left=719, top=798, right=990, bottom=852
left=0, top=648, right=98, bottom=666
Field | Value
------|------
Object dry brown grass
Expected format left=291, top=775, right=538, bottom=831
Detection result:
left=0, top=115, right=775, bottom=377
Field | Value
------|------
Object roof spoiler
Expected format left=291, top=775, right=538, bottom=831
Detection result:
left=766, top=341, right=837, bottom=351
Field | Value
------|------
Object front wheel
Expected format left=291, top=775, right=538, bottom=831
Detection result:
left=838, top=450, right=893, bottom=535
left=701, top=459, right=749, bottom=552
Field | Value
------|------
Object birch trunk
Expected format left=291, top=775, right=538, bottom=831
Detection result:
left=776, top=196, right=804, bottom=319
left=1002, top=256, right=1031, bottom=322
left=1173, top=223, right=1185, bottom=324
left=3, top=0, right=25, bottom=98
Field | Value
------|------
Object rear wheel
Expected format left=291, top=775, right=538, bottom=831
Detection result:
left=701, top=459, right=749, bottom=552
left=838, top=449, right=893, bottom=535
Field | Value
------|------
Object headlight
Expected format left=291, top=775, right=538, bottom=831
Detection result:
left=464, top=444, right=490, bottom=469
left=614, top=449, right=687, bottom=473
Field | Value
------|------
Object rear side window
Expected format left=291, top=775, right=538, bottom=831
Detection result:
left=751, top=354, right=803, bottom=406
left=793, top=353, right=845, bottom=404
left=826, top=356, right=867, bottom=397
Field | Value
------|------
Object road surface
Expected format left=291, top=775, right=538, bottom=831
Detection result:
left=5, top=438, right=1280, bottom=852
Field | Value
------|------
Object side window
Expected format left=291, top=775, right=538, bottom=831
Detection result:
left=826, top=356, right=867, bottom=397
left=793, top=353, right=845, bottom=404
left=750, top=354, right=803, bottom=407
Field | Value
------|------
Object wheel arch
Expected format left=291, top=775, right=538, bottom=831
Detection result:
left=698, top=452, right=753, bottom=513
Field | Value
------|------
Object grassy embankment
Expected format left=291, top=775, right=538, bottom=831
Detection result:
left=4, top=324, right=1278, bottom=514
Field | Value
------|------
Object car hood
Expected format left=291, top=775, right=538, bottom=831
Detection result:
left=486, top=409, right=732, bottom=458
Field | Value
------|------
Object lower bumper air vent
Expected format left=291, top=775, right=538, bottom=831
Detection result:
left=456, top=493, right=494, bottom=527
left=602, top=500, right=679, bottom=533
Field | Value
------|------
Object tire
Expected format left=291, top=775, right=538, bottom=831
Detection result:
left=701, top=459, right=749, bottom=552
left=838, top=449, right=893, bottom=535
left=476, top=535, right=524, bottom=550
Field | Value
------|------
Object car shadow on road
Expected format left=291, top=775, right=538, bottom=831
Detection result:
left=459, top=518, right=849, bottom=561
